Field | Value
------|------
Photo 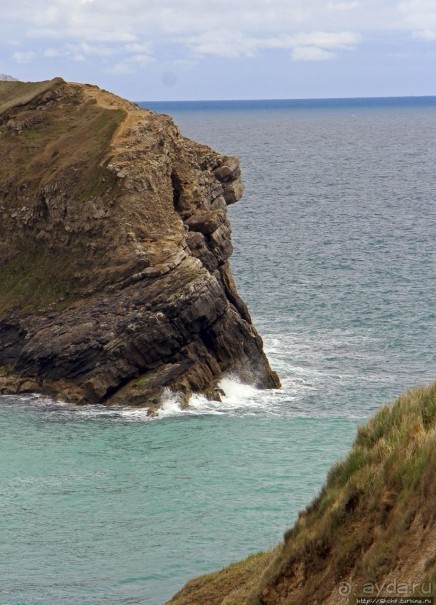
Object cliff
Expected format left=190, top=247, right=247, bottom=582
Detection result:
left=0, top=78, right=280, bottom=410
left=168, top=382, right=436, bottom=604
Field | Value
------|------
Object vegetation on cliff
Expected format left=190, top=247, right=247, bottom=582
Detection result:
left=0, top=78, right=125, bottom=311
left=168, top=382, right=436, bottom=604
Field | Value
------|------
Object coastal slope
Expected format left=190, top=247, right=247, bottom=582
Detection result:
left=168, top=382, right=436, bottom=604
left=0, top=78, right=280, bottom=409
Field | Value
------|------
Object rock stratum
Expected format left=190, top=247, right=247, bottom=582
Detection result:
left=168, top=383, right=436, bottom=605
left=0, top=78, right=280, bottom=410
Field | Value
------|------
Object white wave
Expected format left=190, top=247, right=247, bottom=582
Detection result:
left=155, top=387, right=230, bottom=418
left=156, top=389, right=186, bottom=418
left=74, top=405, right=152, bottom=421
left=112, top=408, right=152, bottom=421
left=219, top=376, right=258, bottom=402
left=156, top=376, right=291, bottom=419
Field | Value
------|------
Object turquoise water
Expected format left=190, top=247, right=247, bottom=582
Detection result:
left=0, top=397, right=356, bottom=604
left=1, top=97, right=435, bottom=604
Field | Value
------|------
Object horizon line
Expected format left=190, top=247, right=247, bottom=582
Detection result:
left=138, top=94, right=436, bottom=104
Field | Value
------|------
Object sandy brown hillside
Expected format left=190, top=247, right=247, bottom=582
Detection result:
left=168, top=382, right=436, bottom=604
left=0, top=78, right=279, bottom=409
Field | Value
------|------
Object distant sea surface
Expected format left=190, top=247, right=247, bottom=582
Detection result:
left=1, top=97, right=435, bottom=604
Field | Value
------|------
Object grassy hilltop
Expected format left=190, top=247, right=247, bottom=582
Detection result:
left=168, top=382, right=436, bottom=604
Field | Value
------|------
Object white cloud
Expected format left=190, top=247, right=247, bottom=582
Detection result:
left=413, top=28, right=436, bottom=40
left=398, top=0, right=436, bottom=30
left=11, top=50, right=36, bottom=63
left=125, top=43, right=152, bottom=54
left=0, top=0, right=429, bottom=34
left=187, top=30, right=360, bottom=60
left=326, top=1, right=359, bottom=10
left=187, top=31, right=260, bottom=58
left=0, top=0, right=415, bottom=42
left=27, top=27, right=137, bottom=43
left=39, top=40, right=155, bottom=68
left=74, top=42, right=116, bottom=58
left=111, top=62, right=134, bottom=75
left=106, top=49, right=155, bottom=75
left=42, top=47, right=63, bottom=58
left=1, top=0, right=433, bottom=76
left=291, top=46, right=335, bottom=60
left=127, top=54, right=155, bottom=64
left=285, top=31, right=360, bottom=49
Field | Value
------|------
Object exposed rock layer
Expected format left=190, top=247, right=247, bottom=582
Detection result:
left=0, top=78, right=280, bottom=410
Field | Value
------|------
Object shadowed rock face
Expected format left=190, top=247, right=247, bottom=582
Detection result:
left=0, top=78, right=280, bottom=411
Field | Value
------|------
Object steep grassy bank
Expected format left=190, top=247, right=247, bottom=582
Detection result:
left=168, top=382, right=436, bottom=604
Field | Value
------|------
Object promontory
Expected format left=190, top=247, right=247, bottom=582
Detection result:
left=0, top=78, right=280, bottom=411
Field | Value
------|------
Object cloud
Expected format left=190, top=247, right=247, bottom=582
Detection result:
left=107, top=50, right=155, bottom=75
left=11, top=50, right=36, bottom=63
left=326, top=1, right=359, bottom=10
left=28, top=27, right=137, bottom=43
left=413, top=28, right=436, bottom=41
left=291, top=46, right=335, bottom=60
left=285, top=31, right=360, bottom=50
left=0, top=0, right=414, bottom=43
left=0, top=0, right=433, bottom=76
left=125, top=54, right=155, bottom=65
left=73, top=42, right=116, bottom=58
left=187, top=31, right=260, bottom=58
left=39, top=40, right=155, bottom=70
left=187, top=30, right=361, bottom=60
left=0, top=0, right=433, bottom=37
left=110, top=62, right=134, bottom=75
left=398, top=0, right=436, bottom=30
left=42, top=47, right=63, bottom=58
left=125, top=43, right=153, bottom=54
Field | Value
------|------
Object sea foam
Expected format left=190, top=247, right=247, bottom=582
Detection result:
left=157, top=376, right=288, bottom=419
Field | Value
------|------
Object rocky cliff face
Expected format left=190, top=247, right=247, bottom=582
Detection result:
left=0, top=78, right=280, bottom=410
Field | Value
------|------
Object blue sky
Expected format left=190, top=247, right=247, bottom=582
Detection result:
left=1, top=0, right=436, bottom=101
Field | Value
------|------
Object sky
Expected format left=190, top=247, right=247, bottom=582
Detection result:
left=1, top=0, right=436, bottom=101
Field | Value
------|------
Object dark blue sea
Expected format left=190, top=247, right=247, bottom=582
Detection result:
left=1, top=97, right=435, bottom=604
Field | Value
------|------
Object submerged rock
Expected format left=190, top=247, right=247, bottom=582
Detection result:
left=0, top=78, right=280, bottom=411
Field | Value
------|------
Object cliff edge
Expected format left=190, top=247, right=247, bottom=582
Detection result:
left=0, top=78, right=280, bottom=410
left=168, top=383, right=436, bottom=604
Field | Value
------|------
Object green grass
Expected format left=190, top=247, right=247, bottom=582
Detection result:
left=169, top=550, right=278, bottom=605
left=134, top=373, right=153, bottom=387
left=0, top=245, right=84, bottom=312
left=0, top=78, right=65, bottom=114
left=0, top=81, right=126, bottom=313
left=0, top=86, right=125, bottom=204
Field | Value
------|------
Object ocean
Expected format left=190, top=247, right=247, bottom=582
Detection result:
left=1, top=97, right=435, bottom=605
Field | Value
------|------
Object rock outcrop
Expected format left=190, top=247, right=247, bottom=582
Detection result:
left=0, top=78, right=280, bottom=411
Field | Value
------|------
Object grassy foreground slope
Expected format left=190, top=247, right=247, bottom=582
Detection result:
left=168, top=382, right=436, bottom=604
